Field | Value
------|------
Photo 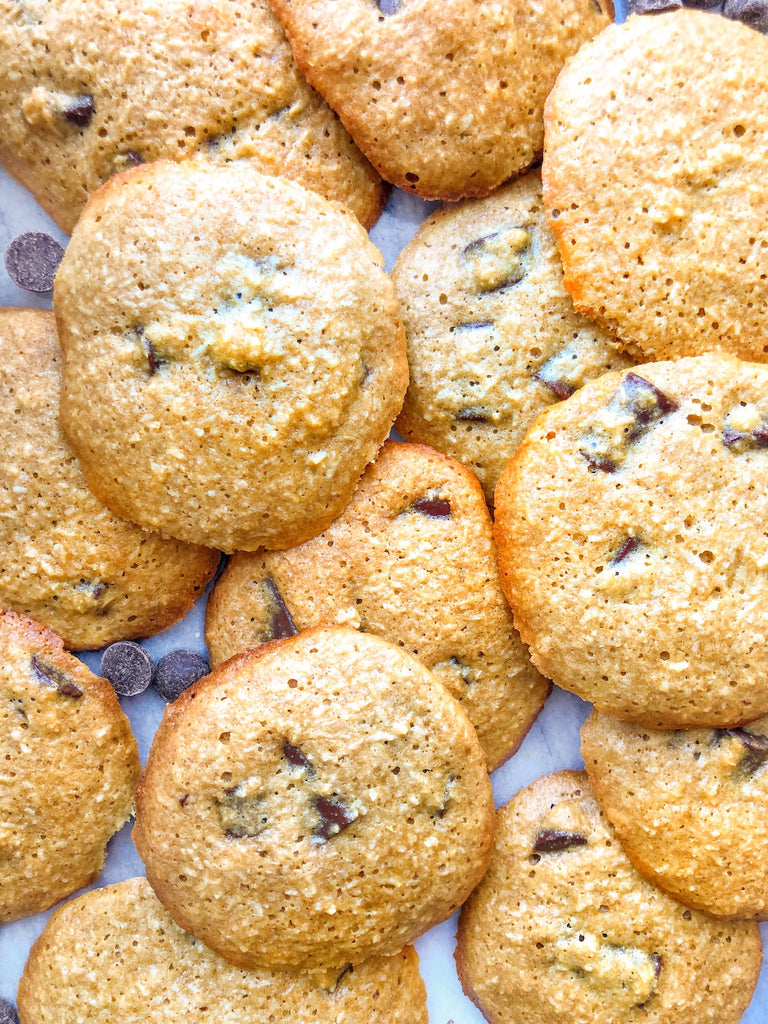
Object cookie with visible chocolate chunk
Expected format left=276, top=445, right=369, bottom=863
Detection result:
left=206, top=440, right=549, bottom=770
left=269, top=0, right=611, bottom=201
left=134, top=626, right=495, bottom=971
left=17, top=877, right=429, bottom=1023
left=0, top=308, right=218, bottom=650
left=456, top=771, right=762, bottom=1024
left=582, top=710, right=768, bottom=919
left=56, top=161, right=407, bottom=553
left=494, top=354, right=768, bottom=728
left=543, top=11, right=768, bottom=362
left=392, top=171, right=632, bottom=502
left=0, top=0, right=385, bottom=232
left=0, top=610, right=139, bottom=923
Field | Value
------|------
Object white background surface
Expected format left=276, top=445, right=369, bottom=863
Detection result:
left=1, top=17, right=768, bottom=1015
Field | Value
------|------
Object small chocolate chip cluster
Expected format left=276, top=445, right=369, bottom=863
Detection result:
left=100, top=641, right=209, bottom=702
left=627, top=0, right=768, bottom=33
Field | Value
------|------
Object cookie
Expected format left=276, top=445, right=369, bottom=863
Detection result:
left=205, top=440, right=550, bottom=770
left=392, top=171, right=632, bottom=502
left=269, top=0, right=611, bottom=201
left=543, top=10, right=768, bottom=362
left=55, top=160, right=408, bottom=553
left=0, top=610, right=139, bottom=923
left=494, top=354, right=768, bottom=728
left=134, top=626, right=495, bottom=971
left=0, top=0, right=385, bottom=232
left=0, top=308, right=218, bottom=650
left=582, top=710, right=768, bottom=919
left=17, top=877, right=428, bottom=1023
left=456, top=770, right=763, bottom=1024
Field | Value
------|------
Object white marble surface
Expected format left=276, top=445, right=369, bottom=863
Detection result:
left=1, top=147, right=767, bottom=1023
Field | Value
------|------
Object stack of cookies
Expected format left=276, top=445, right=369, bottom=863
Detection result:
left=1, top=1, right=767, bottom=1022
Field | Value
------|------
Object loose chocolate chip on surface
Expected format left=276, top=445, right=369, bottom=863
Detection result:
left=723, top=0, right=768, bottom=31
left=63, top=93, right=94, bottom=126
left=153, top=649, right=209, bottom=702
left=0, top=998, right=20, bottom=1024
left=283, top=740, right=314, bottom=773
left=100, top=641, right=154, bottom=697
left=410, top=492, right=452, bottom=518
left=314, top=796, right=357, bottom=840
left=263, top=577, right=298, bottom=641
left=30, top=654, right=83, bottom=698
left=4, top=231, right=65, bottom=292
left=533, top=829, right=588, bottom=853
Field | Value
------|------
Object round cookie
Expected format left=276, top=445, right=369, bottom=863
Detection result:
left=582, top=710, right=768, bottom=919
left=0, top=308, right=218, bottom=650
left=392, top=171, right=632, bottom=502
left=0, top=610, right=139, bottom=923
left=456, top=770, right=763, bottom=1024
left=17, top=877, right=429, bottom=1023
left=134, top=626, right=495, bottom=971
left=543, top=10, right=768, bottom=362
left=0, top=0, right=384, bottom=232
left=55, top=161, right=408, bottom=553
left=269, top=0, right=611, bottom=201
left=205, top=440, right=550, bottom=771
left=494, top=354, right=768, bottom=728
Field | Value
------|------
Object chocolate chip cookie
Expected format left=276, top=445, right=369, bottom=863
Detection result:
left=0, top=610, right=139, bottom=923
left=134, top=626, right=495, bottom=971
left=56, top=160, right=408, bottom=552
left=456, top=771, right=763, bottom=1024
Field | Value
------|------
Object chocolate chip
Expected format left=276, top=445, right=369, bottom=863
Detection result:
left=74, top=579, right=109, bottom=601
left=4, top=231, right=65, bottom=292
left=145, top=337, right=162, bottom=374
left=534, top=337, right=605, bottom=402
left=723, top=404, right=768, bottom=452
left=533, top=829, right=588, bottom=853
left=449, top=656, right=474, bottom=685
left=723, top=0, right=768, bottom=31
left=463, top=224, right=532, bottom=294
left=284, top=741, right=314, bottom=773
left=626, top=0, right=682, bottom=11
left=30, top=654, right=83, bottom=699
left=63, top=93, right=94, bottom=126
left=612, top=536, right=641, bottom=565
left=409, top=492, right=452, bottom=518
left=652, top=953, right=663, bottom=978
left=0, top=998, right=20, bottom=1024
left=263, top=577, right=298, bottom=641
left=314, top=796, right=356, bottom=840
left=153, top=649, right=209, bottom=702
left=329, top=964, right=354, bottom=992
left=218, top=786, right=268, bottom=839
left=100, top=641, right=154, bottom=697
left=722, top=728, right=768, bottom=775
left=456, top=407, right=491, bottom=423
left=450, top=320, right=494, bottom=332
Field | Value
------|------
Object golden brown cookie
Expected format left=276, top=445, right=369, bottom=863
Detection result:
left=392, top=171, right=632, bottom=502
left=494, top=355, right=768, bottom=729
left=205, top=440, right=549, bottom=770
left=269, top=0, right=611, bottom=200
left=582, top=710, right=768, bottom=919
left=17, top=877, right=429, bottom=1023
left=0, top=307, right=217, bottom=650
left=134, top=626, right=495, bottom=971
left=543, top=10, right=768, bottom=362
left=456, top=771, right=763, bottom=1024
left=0, top=0, right=385, bottom=231
left=55, top=160, right=408, bottom=553
left=0, top=610, right=139, bottom=923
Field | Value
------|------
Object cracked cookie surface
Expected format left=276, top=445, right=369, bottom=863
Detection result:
left=134, top=626, right=495, bottom=971
left=456, top=771, right=762, bottom=1024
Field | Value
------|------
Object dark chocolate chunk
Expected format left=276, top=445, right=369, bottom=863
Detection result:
left=652, top=953, right=663, bottom=978
left=723, top=405, right=768, bottom=452
left=4, top=231, right=65, bottom=293
left=145, top=337, right=162, bottom=375
left=626, top=0, right=682, bottom=11
left=314, top=796, right=357, bottom=840
left=533, top=829, right=588, bottom=853
left=684, top=0, right=722, bottom=7
left=409, top=492, right=452, bottom=518
left=153, top=649, right=209, bottom=702
left=533, top=338, right=601, bottom=401
left=329, top=964, right=354, bottom=992
left=100, top=641, right=154, bottom=697
left=451, top=320, right=494, bottom=332
left=462, top=223, right=532, bottom=293
left=449, top=656, right=474, bottom=685
left=263, top=577, right=298, bottom=641
left=0, top=998, right=20, bottom=1024
left=534, top=364, right=576, bottom=401
left=30, top=654, right=83, bottom=698
left=722, top=728, right=768, bottom=776
left=283, top=740, right=314, bottom=773
left=456, top=407, right=491, bottom=423
left=123, top=149, right=144, bottom=166
left=612, top=536, right=641, bottom=565
left=74, top=578, right=108, bottom=601
left=63, top=94, right=94, bottom=126
left=723, top=0, right=768, bottom=31
left=218, top=787, right=268, bottom=839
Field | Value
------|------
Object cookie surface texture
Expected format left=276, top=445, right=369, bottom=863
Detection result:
left=543, top=10, right=768, bottom=362
left=393, top=171, right=632, bottom=502
left=0, top=308, right=217, bottom=649
left=494, top=354, right=768, bottom=728
left=0, top=0, right=385, bottom=231
left=55, top=161, right=408, bottom=552
left=582, top=710, right=768, bottom=919
left=0, top=611, right=139, bottom=923
left=456, top=770, right=762, bottom=1024
left=206, top=440, right=549, bottom=770
left=269, top=0, right=611, bottom=200
left=17, top=877, right=429, bottom=1024
left=134, top=626, right=495, bottom=970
